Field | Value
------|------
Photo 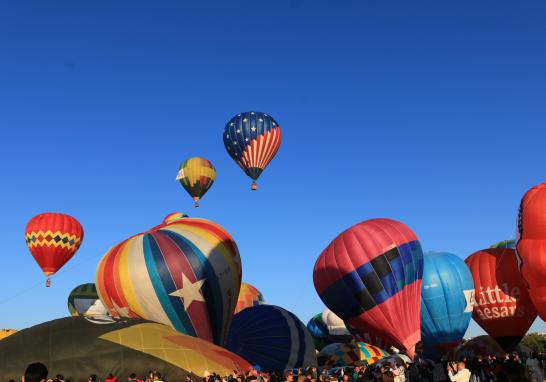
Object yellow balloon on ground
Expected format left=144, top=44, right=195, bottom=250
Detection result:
left=0, top=329, right=16, bottom=341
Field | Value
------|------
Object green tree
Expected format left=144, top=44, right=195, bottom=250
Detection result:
left=522, top=333, right=546, bottom=353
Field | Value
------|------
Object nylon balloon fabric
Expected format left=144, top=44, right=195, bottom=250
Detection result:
left=0, top=317, right=251, bottom=380
left=313, top=218, right=424, bottom=358
left=420, top=252, right=474, bottom=357
left=226, top=305, right=317, bottom=372
left=67, top=283, right=108, bottom=317
left=319, top=342, right=388, bottom=367
left=516, top=183, right=546, bottom=320
left=223, top=112, right=281, bottom=188
left=490, top=240, right=516, bottom=249
left=96, top=215, right=242, bottom=345
left=176, top=157, right=216, bottom=207
left=234, top=282, right=265, bottom=314
left=25, top=212, right=84, bottom=276
left=465, top=248, right=537, bottom=352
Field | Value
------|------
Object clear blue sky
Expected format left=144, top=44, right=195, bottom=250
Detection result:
left=1, top=0, right=545, bottom=338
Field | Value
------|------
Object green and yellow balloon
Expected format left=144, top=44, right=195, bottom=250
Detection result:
left=176, top=157, right=216, bottom=207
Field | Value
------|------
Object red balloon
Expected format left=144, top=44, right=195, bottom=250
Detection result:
left=313, top=218, right=424, bottom=358
left=465, top=248, right=537, bottom=351
left=25, top=213, right=84, bottom=277
left=517, top=183, right=546, bottom=320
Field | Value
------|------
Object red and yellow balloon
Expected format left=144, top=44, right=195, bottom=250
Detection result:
left=25, top=212, right=84, bottom=286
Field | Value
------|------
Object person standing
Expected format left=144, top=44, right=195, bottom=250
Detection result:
left=447, top=361, right=471, bottom=382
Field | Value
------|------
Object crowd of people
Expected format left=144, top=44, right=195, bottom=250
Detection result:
left=17, top=352, right=546, bottom=382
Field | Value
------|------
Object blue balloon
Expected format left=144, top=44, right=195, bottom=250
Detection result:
left=307, top=313, right=328, bottom=339
left=420, top=252, right=474, bottom=357
left=226, top=305, right=318, bottom=372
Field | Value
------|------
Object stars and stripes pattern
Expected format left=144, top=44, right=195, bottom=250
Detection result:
left=223, top=112, right=282, bottom=181
left=95, top=215, right=241, bottom=346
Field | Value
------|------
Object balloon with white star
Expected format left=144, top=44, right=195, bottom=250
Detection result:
left=95, top=214, right=242, bottom=345
left=223, top=111, right=282, bottom=190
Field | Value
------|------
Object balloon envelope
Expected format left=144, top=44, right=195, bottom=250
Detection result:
left=176, top=157, right=216, bottom=206
left=318, top=342, right=388, bottom=367
left=226, top=305, right=317, bottom=372
left=234, top=282, right=265, bottom=314
left=223, top=112, right=282, bottom=188
left=0, top=329, right=16, bottom=341
left=420, top=252, right=474, bottom=356
left=313, top=218, right=424, bottom=357
left=490, top=240, right=516, bottom=249
left=96, top=215, right=242, bottom=345
left=517, top=183, right=546, bottom=320
left=68, top=283, right=109, bottom=317
left=0, top=317, right=251, bottom=380
left=25, top=212, right=84, bottom=277
left=465, top=248, right=537, bottom=351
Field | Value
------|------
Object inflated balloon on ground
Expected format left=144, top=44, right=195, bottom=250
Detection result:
left=0, top=317, right=251, bottom=380
left=318, top=342, right=388, bottom=367
left=96, top=214, right=242, bottom=345
left=516, top=183, right=546, bottom=320
left=234, top=282, right=265, bottom=314
left=465, top=248, right=537, bottom=352
left=226, top=305, right=317, bottom=372
left=313, top=218, right=424, bottom=358
left=68, top=283, right=108, bottom=317
left=420, top=252, right=474, bottom=357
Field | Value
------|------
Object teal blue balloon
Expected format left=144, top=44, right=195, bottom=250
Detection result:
left=420, top=252, right=474, bottom=358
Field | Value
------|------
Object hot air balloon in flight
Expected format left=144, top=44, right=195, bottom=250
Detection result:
left=226, top=305, right=317, bottom=372
left=490, top=240, right=516, bottom=249
left=465, top=248, right=537, bottom=352
left=25, top=213, right=84, bottom=287
left=95, top=215, right=241, bottom=345
left=234, top=282, right=265, bottom=314
left=222, top=112, right=282, bottom=190
left=68, top=283, right=109, bottom=317
left=516, top=183, right=546, bottom=320
left=420, top=252, right=474, bottom=358
left=176, top=157, right=216, bottom=207
left=313, top=218, right=424, bottom=358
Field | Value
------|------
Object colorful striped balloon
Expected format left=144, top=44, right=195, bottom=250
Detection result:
left=96, top=215, right=242, bottom=345
left=176, top=157, right=216, bottom=207
left=319, top=342, right=388, bottom=367
left=223, top=112, right=282, bottom=190
left=234, top=282, right=265, bottom=314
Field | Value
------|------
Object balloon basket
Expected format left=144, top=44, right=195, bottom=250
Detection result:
left=251, top=182, right=257, bottom=191
left=194, top=201, right=199, bottom=208
left=45, top=278, right=51, bottom=288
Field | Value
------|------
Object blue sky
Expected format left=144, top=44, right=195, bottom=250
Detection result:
left=0, top=0, right=545, bottom=338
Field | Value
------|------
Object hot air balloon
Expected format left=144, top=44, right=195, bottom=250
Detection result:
left=0, top=317, right=251, bottom=380
left=0, top=329, right=16, bottom=341
left=490, top=240, right=516, bottom=249
left=420, top=252, right=474, bottom=357
left=223, top=112, right=282, bottom=190
left=446, top=335, right=506, bottom=360
left=307, top=313, right=329, bottom=350
left=68, top=283, right=109, bottom=317
left=465, top=248, right=537, bottom=352
left=516, top=183, right=546, bottom=320
left=226, top=305, right=317, bottom=372
left=318, top=342, right=388, bottom=367
left=176, top=157, right=216, bottom=207
left=25, top=213, right=84, bottom=287
left=95, top=215, right=242, bottom=345
left=313, top=218, right=424, bottom=358
left=162, top=212, right=189, bottom=225
left=234, top=282, right=265, bottom=314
